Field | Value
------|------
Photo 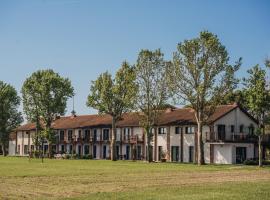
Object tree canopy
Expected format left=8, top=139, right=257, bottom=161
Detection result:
left=22, top=69, right=74, bottom=157
left=87, top=61, right=137, bottom=160
left=135, top=49, right=170, bottom=162
left=0, top=81, right=23, bottom=156
left=169, top=31, right=240, bottom=164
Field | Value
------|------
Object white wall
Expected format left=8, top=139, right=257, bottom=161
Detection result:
left=213, top=144, right=232, bottom=164
left=8, top=140, right=16, bottom=156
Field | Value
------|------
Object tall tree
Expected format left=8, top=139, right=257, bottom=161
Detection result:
left=169, top=31, right=240, bottom=165
left=87, top=61, right=137, bottom=161
left=244, top=65, right=270, bottom=167
left=22, top=69, right=74, bottom=158
left=0, top=81, right=23, bottom=156
left=135, top=49, right=170, bottom=162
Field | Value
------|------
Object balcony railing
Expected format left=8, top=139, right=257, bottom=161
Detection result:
left=205, top=132, right=257, bottom=143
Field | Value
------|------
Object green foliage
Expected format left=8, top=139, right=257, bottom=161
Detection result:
left=169, top=31, right=240, bottom=164
left=87, top=61, right=137, bottom=118
left=170, top=31, right=240, bottom=120
left=244, top=64, right=270, bottom=167
left=243, top=65, right=270, bottom=123
left=87, top=61, right=137, bottom=160
left=135, top=49, right=170, bottom=162
left=21, top=69, right=74, bottom=157
left=0, top=81, right=23, bottom=155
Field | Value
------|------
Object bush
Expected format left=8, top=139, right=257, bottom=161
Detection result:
left=243, top=159, right=257, bottom=165
left=82, top=154, right=92, bottom=159
left=65, top=154, right=71, bottom=159
left=243, top=159, right=270, bottom=165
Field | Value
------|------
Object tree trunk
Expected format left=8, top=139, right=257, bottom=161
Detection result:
left=197, top=121, right=205, bottom=165
left=258, top=135, right=262, bottom=167
left=110, top=116, right=117, bottom=161
left=147, top=128, right=153, bottom=162
left=41, top=141, right=44, bottom=163
left=2, top=144, right=7, bottom=156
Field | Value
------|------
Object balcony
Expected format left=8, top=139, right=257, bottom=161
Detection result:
left=205, top=132, right=257, bottom=143
left=122, top=135, right=144, bottom=143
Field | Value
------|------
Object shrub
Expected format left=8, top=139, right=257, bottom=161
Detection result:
left=243, top=159, right=270, bottom=165
left=65, top=154, right=71, bottom=159
left=243, top=159, right=257, bottom=165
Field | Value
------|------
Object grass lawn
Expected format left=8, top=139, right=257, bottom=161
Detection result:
left=0, top=157, right=270, bottom=199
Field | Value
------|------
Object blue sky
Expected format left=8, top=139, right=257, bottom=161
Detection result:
left=0, top=0, right=269, bottom=117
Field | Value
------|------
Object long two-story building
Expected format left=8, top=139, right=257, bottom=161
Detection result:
left=9, top=103, right=268, bottom=164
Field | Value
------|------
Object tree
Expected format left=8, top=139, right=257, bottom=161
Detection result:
left=244, top=65, right=270, bottom=167
left=135, top=49, right=170, bottom=162
left=87, top=61, right=137, bottom=161
left=169, top=31, right=240, bottom=165
left=22, top=69, right=74, bottom=159
left=0, top=81, right=23, bottom=156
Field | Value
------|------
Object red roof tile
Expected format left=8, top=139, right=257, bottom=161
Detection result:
left=15, top=104, right=241, bottom=131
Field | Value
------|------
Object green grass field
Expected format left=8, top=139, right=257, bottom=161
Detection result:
left=0, top=157, right=270, bottom=200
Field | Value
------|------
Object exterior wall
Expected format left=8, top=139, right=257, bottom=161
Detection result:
left=8, top=140, right=16, bottom=155
left=212, top=143, right=254, bottom=164
left=183, top=128, right=195, bottom=163
left=8, top=107, right=257, bottom=164
left=213, top=107, right=257, bottom=140
left=213, top=144, right=232, bottom=164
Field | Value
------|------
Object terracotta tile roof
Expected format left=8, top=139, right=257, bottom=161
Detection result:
left=15, top=104, right=240, bottom=131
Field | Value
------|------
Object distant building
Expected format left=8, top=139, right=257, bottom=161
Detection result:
left=8, top=104, right=270, bottom=164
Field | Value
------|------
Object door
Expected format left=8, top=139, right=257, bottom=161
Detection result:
left=171, top=146, right=179, bottom=162
left=116, top=146, right=120, bottom=160
left=93, top=145, right=97, bottom=158
left=84, top=145, right=89, bottom=155
left=78, top=145, right=81, bottom=156
left=217, top=125, right=226, bottom=140
left=236, top=147, right=246, bottom=164
left=126, top=145, right=130, bottom=160
left=137, top=145, right=142, bottom=160
left=189, top=146, right=194, bottom=163
left=103, top=145, right=107, bottom=159
left=158, top=146, right=163, bottom=161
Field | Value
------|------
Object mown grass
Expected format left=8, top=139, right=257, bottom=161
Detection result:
left=0, top=157, right=269, bottom=199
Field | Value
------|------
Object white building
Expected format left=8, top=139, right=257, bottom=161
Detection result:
left=9, top=104, right=263, bottom=164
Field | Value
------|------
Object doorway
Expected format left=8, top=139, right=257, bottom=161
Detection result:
left=171, top=146, right=179, bottom=162
left=189, top=146, right=194, bottom=163
left=236, top=147, right=246, bottom=164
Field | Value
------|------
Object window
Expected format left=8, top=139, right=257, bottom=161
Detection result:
left=185, top=126, right=195, bottom=134
left=175, top=127, right=181, bottom=134
left=84, top=145, right=89, bottom=155
left=69, top=145, right=73, bottom=154
left=158, top=127, right=166, bottom=134
left=68, top=130, right=73, bottom=141
left=231, top=125, right=235, bottom=133
left=248, top=125, right=254, bottom=135
left=84, top=130, right=90, bottom=139
left=17, top=145, right=20, bottom=154
left=217, top=125, right=226, bottom=140
left=24, top=145, right=28, bottom=155
left=61, top=144, right=65, bottom=153
left=60, top=130, right=65, bottom=141
left=78, top=130, right=82, bottom=138
left=103, top=129, right=109, bottom=140
left=240, top=125, right=244, bottom=133
left=124, top=128, right=130, bottom=140
left=93, top=129, right=97, bottom=141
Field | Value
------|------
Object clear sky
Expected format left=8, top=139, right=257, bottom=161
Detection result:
left=0, top=0, right=269, bottom=118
